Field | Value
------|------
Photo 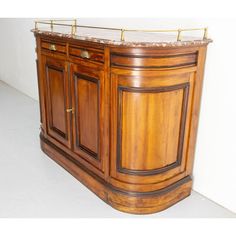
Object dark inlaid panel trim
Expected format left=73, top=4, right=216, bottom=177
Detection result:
left=117, top=82, right=190, bottom=176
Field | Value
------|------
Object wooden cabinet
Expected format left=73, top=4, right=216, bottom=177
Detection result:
left=34, top=28, right=211, bottom=214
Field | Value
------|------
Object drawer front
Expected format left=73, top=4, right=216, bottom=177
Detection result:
left=111, top=52, right=197, bottom=69
left=69, top=46, right=104, bottom=63
left=41, top=40, right=66, bottom=55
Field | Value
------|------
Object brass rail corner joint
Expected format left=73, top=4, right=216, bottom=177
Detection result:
left=33, top=19, right=212, bottom=214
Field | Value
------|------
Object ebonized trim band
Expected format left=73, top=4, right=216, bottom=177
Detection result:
left=40, top=133, right=192, bottom=197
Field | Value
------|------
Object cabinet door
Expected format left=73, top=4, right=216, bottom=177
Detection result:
left=42, top=56, right=71, bottom=148
left=70, top=63, right=105, bottom=171
left=110, top=69, right=195, bottom=187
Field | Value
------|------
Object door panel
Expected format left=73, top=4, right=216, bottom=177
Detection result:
left=42, top=56, right=71, bottom=147
left=110, top=69, right=195, bottom=184
left=75, top=74, right=99, bottom=157
left=70, top=63, right=105, bottom=171
left=119, top=85, right=187, bottom=172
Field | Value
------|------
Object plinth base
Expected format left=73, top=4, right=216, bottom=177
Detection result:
left=40, top=135, right=192, bottom=214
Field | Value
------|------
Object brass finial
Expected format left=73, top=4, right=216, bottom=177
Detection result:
left=120, top=29, right=125, bottom=41
left=177, top=29, right=182, bottom=41
left=203, top=27, right=208, bottom=39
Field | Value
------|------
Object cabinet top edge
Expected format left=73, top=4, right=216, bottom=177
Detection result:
left=32, top=30, right=212, bottom=48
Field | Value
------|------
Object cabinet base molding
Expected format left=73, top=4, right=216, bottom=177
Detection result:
left=40, top=133, right=192, bottom=214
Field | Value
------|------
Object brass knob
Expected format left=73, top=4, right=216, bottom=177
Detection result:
left=49, top=44, right=56, bottom=51
left=80, top=50, right=90, bottom=59
left=66, top=108, right=74, bottom=114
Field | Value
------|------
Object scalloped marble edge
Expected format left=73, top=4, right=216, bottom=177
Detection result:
left=32, top=29, right=212, bottom=48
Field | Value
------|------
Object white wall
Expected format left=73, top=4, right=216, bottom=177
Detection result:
left=0, top=19, right=38, bottom=100
left=0, top=18, right=235, bottom=213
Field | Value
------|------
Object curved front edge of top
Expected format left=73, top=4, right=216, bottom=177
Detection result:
left=32, top=29, right=212, bottom=48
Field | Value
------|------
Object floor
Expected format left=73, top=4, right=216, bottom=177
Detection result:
left=0, top=80, right=235, bottom=218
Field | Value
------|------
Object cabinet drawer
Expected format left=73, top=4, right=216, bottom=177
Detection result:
left=41, top=40, right=66, bottom=55
left=69, top=46, right=104, bottom=63
left=111, top=52, right=197, bottom=69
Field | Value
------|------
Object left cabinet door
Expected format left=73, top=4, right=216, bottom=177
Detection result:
left=42, top=55, right=71, bottom=148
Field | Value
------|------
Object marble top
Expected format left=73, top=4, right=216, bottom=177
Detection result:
left=32, top=29, right=212, bottom=48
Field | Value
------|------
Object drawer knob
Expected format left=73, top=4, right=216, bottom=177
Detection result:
left=80, top=50, right=90, bottom=59
left=66, top=108, right=74, bottom=114
left=49, top=44, right=56, bottom=51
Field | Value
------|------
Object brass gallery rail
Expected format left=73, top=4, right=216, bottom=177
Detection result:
left=34, top=19, right=208, bottom=42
